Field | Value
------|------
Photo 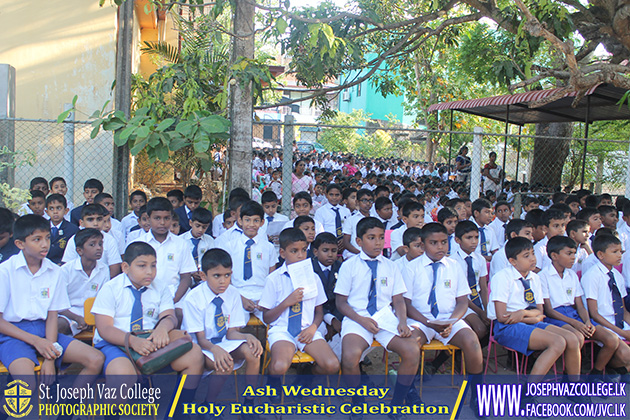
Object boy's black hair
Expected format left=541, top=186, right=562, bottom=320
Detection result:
left=49, top=177, right=65, bottom=188
left=455, top=220, right=478, bottom=239
left=524, top=208, right=545, bottom=228
left=552, top=192, right=568, bottom=204
left=401, top=201, right=424, bottom=218
left=342, top=187, right=357, bottom=201
left=471, top=198, right=492, bottom=217
left=599, top=193, right=613, bottom=204
left=293, top=191, right=312, bottom=206
left=505, top=219, right=533, bottom=240
left=445, top=198, right=463, bottom=208
left=84, top=179, right=104, bottom=193
left=356, top=217, right=385, bottom=239
left=598, top=205, right=617, bottom=217
left=13, top=215, right=49, bottom=242
left=190, top=207, right=212, bottom=225
left=171, top=210, right=178, bottom=220
left=623, top=201, right=630, bottom=217
left=81, top=203, right=108, bottom=219
left=566, top=219, right=588, bottom=235
left=374, top=196, right=392, bottom=211
left=403, top=227, right=422, bottom=246
left=94, top=193, right=113, bottom=206
left=373, top=185, right=390, bottom=196
left=29, top=190, right=46, bottom=200
left=576, top=207, right=599, bottom=222
left=201, top=248, right=232, bottom=273
left=546, top=236, right=577, bottom=258
left=592, top=234, right=621, bottom=257
left=293, top=215, right=315, bottom=230
left=261, top=190, right=278, bottom=204
left=29, top=177, right=48, bottom=189
left=75, top=228, right=104, bottom=249
left=45, top=193, right=67, bottom=208
left=505, top=236, right=534, bottom=260
left=123, top=241, right=156, bottom=264
left=183, top=185, right=203, bottom=200
left=522, top=196, right=540, bottom=206
left=239, top=200, right=264, bottom=219
left=616, top=196, right=629, bottom=212
left=566, top=195, right=580, bottom=206
left=138, top=205, right=148, bottom=216
left=0, top=208, right=15, bottom=234
left=229, top=195, right=250, bottom=212
left=279, top=227, right=307, bottom=250
left=437, top=207, right=458, bottom=224
left=548, top=203, right=572, bottom=216
left=228, top=187, right=250, bottom=201
left=584, top=195, right=598, bottom=208
left=129, top=190, right=147, bottom=202
left=312, top=232, right=337, bottom=250
left=495, top=200, right=510, bottom=210
left=326, top=183, right=342, bottom=194
left=223, top=208, right=235, bottom=220
left=146, top=197, right=173, bottom=215
left=420, top=222, right=448, bottom=239
left=356, top=188, right=374, bottom=201
left=543, top=208, right=566, bottom=226
left=166, top=189, right=184, bottom=202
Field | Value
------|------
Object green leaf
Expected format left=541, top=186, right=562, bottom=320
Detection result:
left=89, top=110, right=101, bottom=119
left=130, top=137, right=149, bottom=155
left=156, top=118, right=175, bottom=132
left=135, top=125, right=150, bottom=139
left=102, top=119, right=125, bottom=131
left=276, top=17, right=288, bottom=34
left=71, top=95, right=78, bottom=107
left=90, top=125, right=101, bottom=139
left=57, top=110, right=71, bottom=124
left=114, top=131, right=127, bottom=147
left=199, top=116, right=230, bottom=134
left=168, top=137, right=189, bottom=151
left=148, top=133, right=160, bottom=147
left=194, top=136, right=210, bottom=154
left=321, top=24, right=335, bottom=48
left=119, top=125, right=137, bottom=141
left=155, top=144, right=170, bottom=162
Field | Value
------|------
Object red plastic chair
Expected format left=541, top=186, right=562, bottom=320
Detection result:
left=485, top=320, right=525, bottom=378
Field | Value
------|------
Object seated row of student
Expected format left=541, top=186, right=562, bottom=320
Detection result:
left=532, top=208, right=568, bottom=273
left=334, top=217, right=424, bottom=413
left=314, top=183, right=351, bottom=253
left=281, top=191, right=325, bottom=235
left=469, top=198, right=498, bottom=262
left=61, top=204, right=122, bottom=278
left=120, top=189, right=148, bottom=239
left=311, top=232, right=344, bottom=336
left=44, top=194, right=79, bottom=265
left=401, top=223, right=484, bottom=407
left=70, top=178, right=105, bottom=226
left=488, top=237, right=583, bottom=390
left=391, top=201, right=426, bottom=261
left=0, top=208, right=20, bottom=264
left=92, top=241, right=202, bottom=420
left=538, top=235, right=624, bottom=380
left=0, top=215, right=104, bottom=412
left=342, top=188, right=374, bottom=260
left=181, top=248, right=262, bottom=416
left=124, top=205, right=150, bottom=245
left=25, top=176, right=74, bottom=215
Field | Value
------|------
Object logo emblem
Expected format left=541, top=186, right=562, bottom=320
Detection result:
left=3, top=380, right=33, bottom=418
left=444, top=279, right=451, bottom=288
left=217, top=315, right=226, bottom=327
left=40, top=288, right=50, bottom=299
left=167, top=254, right=174, bottom=261
left=58, top=238, right=67, bottom=249
left=525, top=291, right=534, bottom=302
left=291, top=302, right=301, bottom=313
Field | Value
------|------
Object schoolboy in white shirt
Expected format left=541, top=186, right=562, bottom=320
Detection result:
left=259, top=228, right=339, bottom=400
left=470, top=198, right=498, bottom=262
left=394, top=227, right=424, bottom=279
left=58, top=229, right=110, bottom=337
left=0, top=215, right=103, bottom=416
left=342, top=188, right=373, bottom=260
left=260, top=191, right=289, bottom=241
left=120, top=190, right=147, bottom=239
left=180, top=207, right=215, bottom=271
left=566, top=219, right=591, bottom=276
left=533, top=208, right=567, bottom=273
left=391, top=201, right=425, bottom=261
left=314, top=184, right=351, bottom=253
left=182, top=249, right=262, bottom=417
left=490, top=219, right=534, bottom=278
left=487, top=201, right=511, bottom=247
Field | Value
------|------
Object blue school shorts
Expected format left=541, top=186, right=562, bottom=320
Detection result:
left=95, top=340, right=173, bottom=374
left=0, top=320, right=74, bottom=369
left=544, top=305, right=599, bottom=328
left=493, top=321, right=551, bottom=356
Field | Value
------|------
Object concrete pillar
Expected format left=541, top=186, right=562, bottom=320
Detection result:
left=469, top=127, right=483, bottom=201
left=281, top=115, right=294, bottom=216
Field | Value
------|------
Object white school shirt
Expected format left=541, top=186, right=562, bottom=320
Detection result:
left=126, top=228, right=150, bottom=247
left=487, top=217, right=508, bottom=247
left=261, top=212, right=289, bottom=236
left=214, top=223, right=244, bottom=250
left=182, top=284, right=246, bottom=343
left=470, top=218, right=498, bottom=255
left=487, top=266, right=543, bottom=320
left=91, top=273, right=174, bottom=345
left=450, top=248, right=487, bottom=302
left=538, top=266, right=583, bottom=308
left=581, top=253, right=598, bottom=276
left=212, top=213, right=226, bottom=238
left=395, top=255, right=415, bottom=280
left=623, top=251, right=630, bottom=290
left=180, top=231, right=215, bottom=269
left=334, top=251, right=407, bottom=316
left=534, top=236, right=551, bottom=270
left=490, top=247, right=510, bottom=280
left=582, top=261, right=629, bottom=328
left=403, top=254, right=470, bottom=320
left=0, top=252, right=70, bottom=322
left=110, top=217, right=123, bottom=234
left=120, top=212, right=140, bottom=239
left=281, top=218, right=325, bottom=235
left=258, top=262, right=327, bottom=335
left=60, top=257, right=110, bottom=316
left=108, top=227, right=125, bottom=255
left=138, top=230, right=197, bottom=297
left=62, top=230, right=122, bottom=267
left=571, top=244, right=589, bottom=275
left=618, top=222, right=630, bottom=252
left=220, top=232, right=277, bottom=301
left=314, top=203, right=351, bottom=237
left=342, top=211, right=368, bottom=260
left=389, top=224, right=408, bottom=261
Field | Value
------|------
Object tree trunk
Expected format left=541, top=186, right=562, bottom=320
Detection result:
left=228, top=0, right=255, bottom=192
left=530, top=122, right=573, bottom=187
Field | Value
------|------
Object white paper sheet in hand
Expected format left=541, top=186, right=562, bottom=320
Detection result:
left=267, top=221, right=286, bottom=237
left=287, top=259, right=318, bottom=300
left=372, top=306, right=399, bottom=334
left=427, top=318, right=458, bottom=326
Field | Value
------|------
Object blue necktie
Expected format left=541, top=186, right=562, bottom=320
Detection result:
left=332, top=207, right=343, bottom=240
left=267, top=216, right=274, bottom=223
left=211, top=296, right=227, bottom=343
left=243, top=238, right=255, bottom=280
left=51, top=226, right=59, bottom=239
left=447, top=235, right=452, bottom=255
left=191, top=237, right=201, bottom=260
left=429, top=262, right=440, bottom=317
left=129, top=285, right=147, bottom=332
left=187, top=211, right=191, bottom=220
left=465, top=256, right=482, bottom=308
left=608, top=271, right=624, bottom=328
left=366, top=260, right=378, bottom=315
left=479, top=227, right=489, bottom=256
left=286, top=273, right=302, bottom=336
left=519, top=277, right=537, bottom=309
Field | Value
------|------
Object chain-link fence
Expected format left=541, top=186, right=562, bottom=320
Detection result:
left=0, top=117, right=116, bottom=208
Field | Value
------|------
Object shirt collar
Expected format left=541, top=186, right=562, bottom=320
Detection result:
left=121, top=273, right=156, bottom=292
left=456, top=248, right=471, bottom=260
left=595, top=259, right=613, bottom=275
left=14, top=251, right=55, bottom=276
left=359, top=250, right=383, bottom=263
left=509, top=265, right=533, bottom=281
left=420, top=253, right=443, bottom=267
left=146, top=230, right=173, bottom=244
left=51, top=220, right=63, bottom=229
left=318, top=261, right=331, bottom=272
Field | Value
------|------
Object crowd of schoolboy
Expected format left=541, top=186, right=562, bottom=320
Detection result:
left=1, top=156, right=630, bottom=420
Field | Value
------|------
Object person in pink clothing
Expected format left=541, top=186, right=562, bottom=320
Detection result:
left=291, top=159, right=314, bottom=196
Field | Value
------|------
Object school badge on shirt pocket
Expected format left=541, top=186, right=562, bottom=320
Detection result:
left=444, top=279, right=451, bottom=288
left=167, top=253, right=174, bottom=261
left=380, top=277, right=388, bottom=287
left=40, top=288, right=50, bottom=299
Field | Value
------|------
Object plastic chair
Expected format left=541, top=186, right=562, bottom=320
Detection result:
left=419, top=340, right=465, bottom=397
left=485, top=320, right=524, bottom=378
left=73, top=297, right=96, bottom=342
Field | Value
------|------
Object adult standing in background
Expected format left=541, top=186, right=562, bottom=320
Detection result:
left=291, top=159, right=314, bottom=195
left=483, top=151, right=503, bottom=195
left=455, top=146, right=472, bottom=184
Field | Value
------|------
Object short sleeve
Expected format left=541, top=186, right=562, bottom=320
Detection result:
left=181, top=293, right=205, bottom=334
left=314, top=274, right=327, bottom=306
left=342, top=217, right=353, bottom=235
left=158, top=285, right=175, bottom=314
left=0, top=267, right=10, bottom=314
left=390, top=264, right=407, bottom=296
left=179, top=247, right=197, bottom=274
left=582, top=272, right=600, bottom=301
left=227, top=288, right=246, bottom=328
left=91, top=284, right=116, bottom=318
left=62, top=237, right=78, bottom=263
left=530, top=274, right=544, bottom=305
left=105, top=235, right=122, bottom=265
left=454, top=265, right=471, bottom=298
left=265, top=243, right=277, bottom=270
left=534, top=245, right=545, bottom=270
left=490, top=271, right=510, bottom=304
left=479, top=257, right=488, bottom=277
left=258, top=275, right=278, bottom=310
left=574, top=274, right=584, bottom=298
left=334, top=262, right=353, bottom=296
left=49, top=273, right=70, bottom=312
left=539, top=272, right=550, bottom=299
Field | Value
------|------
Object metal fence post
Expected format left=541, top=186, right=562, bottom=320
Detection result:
left=0, top=64, right=15, bottom=186
left=469, top=127, right=483, bottom=201
left=626, top=140, right=630, bottom=198
left=63, top=104, right=75, bottom=203
left=281, top=115, right=294, bottom=216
